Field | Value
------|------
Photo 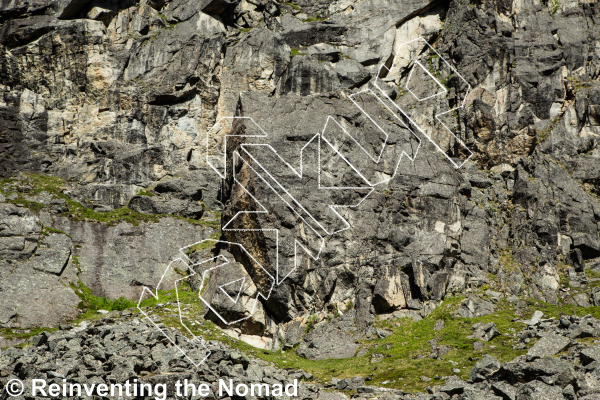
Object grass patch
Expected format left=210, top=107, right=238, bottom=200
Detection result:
left=499, top=249, right=520, bottom=272
left=71, top=281, right=138, bottom=320
left=345, top=300, right=354, bottom=312
left=143, top=295, right=523, bottom=393
left=0, top=327, right=59, bottom=345
left=186, top=232, right=221, bottom=255
left=305, top=315, right=318, bottom=333
left=41, top=225, right=69, bottom=237
left=291, top=48, right=307, bottom=57
left=169, top=295, right=525, bottom=393
left=284, top=2, right=301, bottom=11
left=4, top=173, right=220, bottom=229
left=230, top=295, right=600, bottom=393
left=136, top=189, right=154, bottom=197
left=171, top=293, right=600, bottom=393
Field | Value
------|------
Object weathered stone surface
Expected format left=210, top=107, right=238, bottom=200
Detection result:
left=297, top=316, right=359, bottom=361
left=28, top=233, right=71, bottom=275
left=572, top=233, right=600, bottom=259
left=516, top=381, right=565, bottom=400
left=1, top=0, right=600, bottom=383
left=590, top=287, right=600, bottom=307
left=52, top=216, right=215, bottom=301
left=199, top=248, right=273, bottom=335
left=372, top=265, right=406, bottom=313
left=128, top=195, right=204, bottom=219
left=458, top=296, right=495, bottom=318
left=0, top=264, right=81, bottom=328
left=580, top=344, right=600, bottom=365
left=573, top=293, right=591, bottom=308
left=468, top=321, right=501, bottom=342
left=470, top=354, right=500, bottom=382
left=527, top=335, right=570, bottom=360
left=529, top=311, right=544, bottom=326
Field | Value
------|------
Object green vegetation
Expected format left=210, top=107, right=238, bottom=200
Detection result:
left=499, top=249, right=520, bottom=271
left=568, top=76, right=592, bottom=93
left=345, top=300, right=354, bottom=311
left=145, top=253, right=600, bottom=393
left=284, top=2, right=301, bottom=11
left=71, top=273, right=202, bottom=320
left=537, top=114, right=563, bottom=143
left=291, top=48, right=307, bottom=57
left=217, top=295, right=600, bottom=393
left=305, top=315, right=318, bottom=333
left=549, top=0, right=561, bottom=15
left=71, top=281, right=137, bottom=318
left=8, top=251, right=600, bottom=392
left=3, top=173, right=219, bottom=229
left=136, top=189, right=154, bottom=197
left=439, top=73, right=454, bottom=89
left=0, top=327, right=59, bottom=345
left=156, top=14, right=178, bottom=29
left=41, top=225, right=69, bottom=237
left=186, top=231, right=221, bottom=255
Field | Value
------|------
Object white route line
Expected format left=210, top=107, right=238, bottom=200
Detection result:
left=321, top=86, right=423, bottom=186
left=373, top=37, right=473, bottom=169
left=139, top=36, right=473, bottom=367
left=225, top=150, right=327, bottom=285
left=219, top=277, right=245, bottom=304
left=186, top=239, right=275, bottom=325
left=405, top=60, right=448, bottom=102
left=136, top=258, right=211, bottom=368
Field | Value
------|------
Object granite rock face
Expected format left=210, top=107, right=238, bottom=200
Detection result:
left=0, top=0, right=599, bottom=352
left=0, top=188, right=218, bottom=328
left=0, top=203, right=80, bottom=328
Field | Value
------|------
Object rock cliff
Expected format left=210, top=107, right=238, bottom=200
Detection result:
left=1, top=0, right=600, bottom=396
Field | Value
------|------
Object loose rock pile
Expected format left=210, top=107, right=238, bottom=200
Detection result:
left=3, top=312, right=600, bottom=399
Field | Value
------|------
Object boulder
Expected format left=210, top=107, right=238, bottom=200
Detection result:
left=372, top=266, right=406, bottom=313
left=590, top=287, right=600, bottom=307
left=580, top=344, right=600, bottom=365
left=458, top=296, right=495, bottom=318
left=297, top=322, right=359, bottom=361
left=468, top=322, right=501, bottom=342
left=574, top=293, right=591, bottom=308
left=154, top=178, right=203, bottom=200
left=571, top=233, right=600, bottom=259
left=470, top=354, right=501, bottom=382
left=516, top=381, right=565, bottom=400
left=527, top=335, right=571, bottom=359
left=529, top=310, right=544, bottom=326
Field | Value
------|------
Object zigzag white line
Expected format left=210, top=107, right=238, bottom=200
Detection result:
left=373, top=37, right=473, bottom=169
left=137, top=36, right=473, bottom=367
left=224, top=150, right=326, bottom=284
left=136, top=259, right=211, bottom=367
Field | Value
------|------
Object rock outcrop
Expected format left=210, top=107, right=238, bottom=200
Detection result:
left=1, top=0, right=600, bottom=393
